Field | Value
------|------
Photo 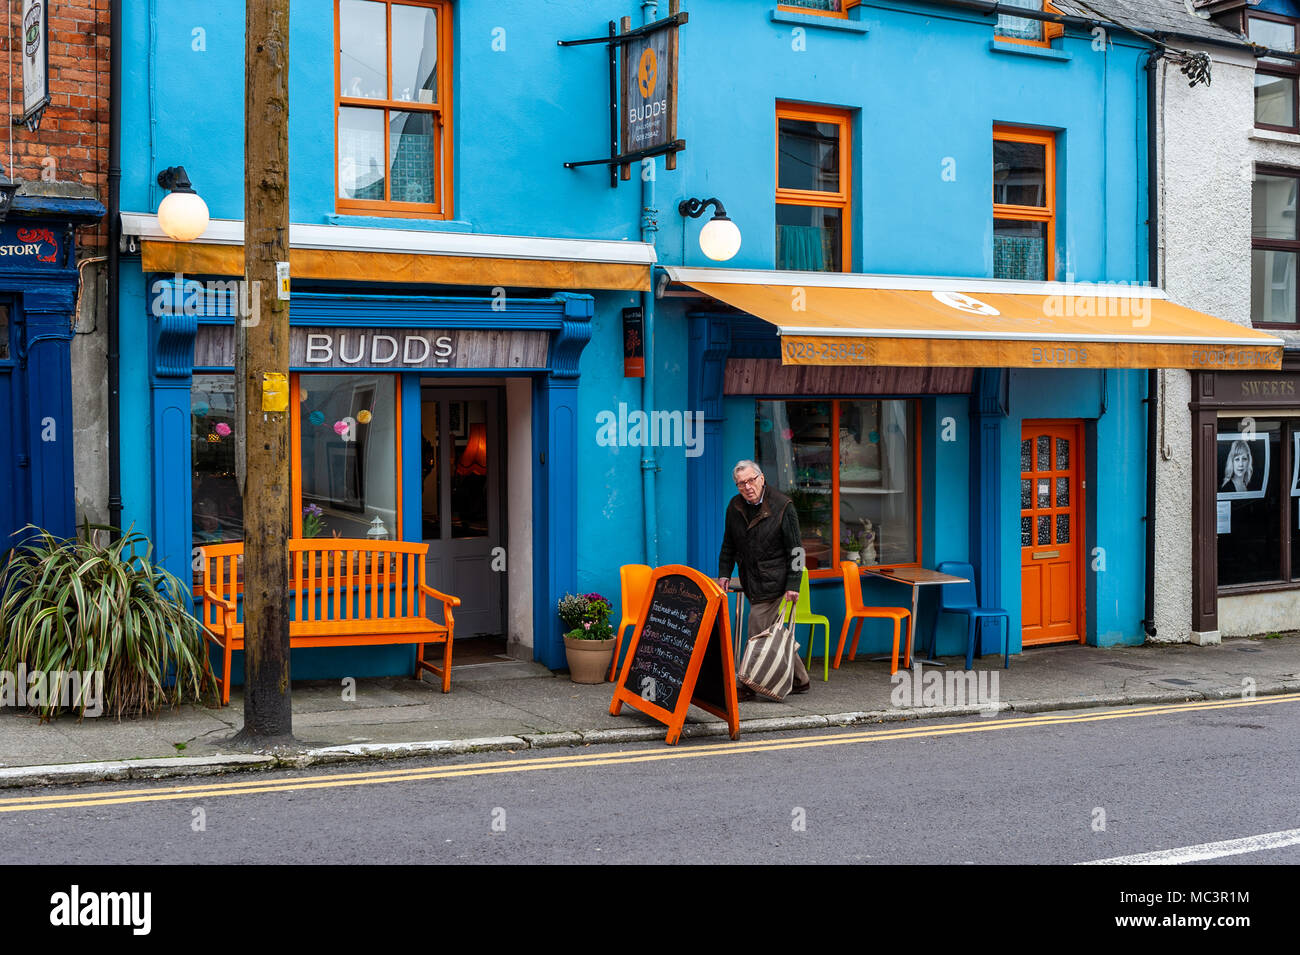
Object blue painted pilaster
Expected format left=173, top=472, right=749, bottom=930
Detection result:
left=687, top=312, right=731, bottom=574
left=149, top=300, right=199, bottom=588
left=400, top=373, right=422, bottom=541
left=969, top=368, right=1006, bottom=654
left=532, top=293, right=592, bottom=670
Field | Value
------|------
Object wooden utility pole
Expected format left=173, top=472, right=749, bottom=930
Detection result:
left=236, top=0, right=292, bottom=741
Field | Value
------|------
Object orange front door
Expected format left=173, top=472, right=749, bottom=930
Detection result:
left=1020, top=422, right=1084, bottom=646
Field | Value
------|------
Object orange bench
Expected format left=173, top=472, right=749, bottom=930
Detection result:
left=198, top=539, right=460, bottom=705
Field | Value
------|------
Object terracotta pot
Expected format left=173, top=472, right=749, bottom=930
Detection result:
left=564, top=635, right=616, bottom=684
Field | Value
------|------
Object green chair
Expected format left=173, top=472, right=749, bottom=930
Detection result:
left=793, top=569, right=831, bottom=682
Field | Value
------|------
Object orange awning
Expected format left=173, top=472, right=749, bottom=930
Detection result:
left=665, top=268, right=1283, bottom=371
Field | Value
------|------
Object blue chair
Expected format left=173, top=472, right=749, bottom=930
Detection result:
left=936, top=561, right=1010, bottom=670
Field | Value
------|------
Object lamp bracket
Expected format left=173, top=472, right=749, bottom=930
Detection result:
left=678, top=197, right=728, bottom=220
left=157, top=166, right=196, bottom=193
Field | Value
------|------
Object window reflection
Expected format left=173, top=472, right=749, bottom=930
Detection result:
left=299, top=374, right=398, bottom=539
left=191, top=374, right=243, bottom=548
left=755, top=399, right=916, bottom=568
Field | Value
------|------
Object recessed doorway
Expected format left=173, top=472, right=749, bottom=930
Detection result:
left=420, top=385, right=505, bottom=641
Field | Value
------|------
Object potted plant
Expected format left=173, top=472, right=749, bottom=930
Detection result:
left=0, top=523, right=213, bottom=720
left=302, top=503, right=326, bottom=538
left=843, top=526, right=865, bottom=563
left=558, top=591, right=616, bottom=683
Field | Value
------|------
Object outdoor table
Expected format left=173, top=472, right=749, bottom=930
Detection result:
left=862, top=566, right=969, bottom=666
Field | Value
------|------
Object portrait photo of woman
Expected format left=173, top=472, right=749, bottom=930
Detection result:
left=1216, top=432, right=1269, bottom=501
left=1221, top=440, right=1252, bottom=493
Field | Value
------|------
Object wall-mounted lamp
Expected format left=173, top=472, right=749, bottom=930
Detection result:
left=0, top=168, right=20, bottom=223
left=678, top=197, right=741, bottom=262
left=156, top=166, right=210, bottom=241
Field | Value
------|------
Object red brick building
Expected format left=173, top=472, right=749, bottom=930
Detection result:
left=1, top=0, right=109, bottom=543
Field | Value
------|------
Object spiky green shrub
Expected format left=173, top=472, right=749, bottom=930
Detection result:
left=0, top=524, right=212, bottom=720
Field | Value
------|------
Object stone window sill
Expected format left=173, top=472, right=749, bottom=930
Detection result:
left=769, top=7, right=870, bottom=34
left=324, top=213, right=475, bottom=232
left=1250, top=128, right=1300, bottom=147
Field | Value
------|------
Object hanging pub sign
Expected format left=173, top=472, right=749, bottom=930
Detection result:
left=19, top=0, right=50, bottom=132
left=609, top=565, right=739, bottom=745
left=558, top=1, right=686, bottom=187
left=623, top=306, right=644, bottom=377
left=619, top=11, right=680, bottom=179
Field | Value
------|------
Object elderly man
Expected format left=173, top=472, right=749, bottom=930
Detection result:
left=717, top=460, right=811, bottom=696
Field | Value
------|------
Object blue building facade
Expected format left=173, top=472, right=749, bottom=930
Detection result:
left=115, top=0, right=1175, bottom=683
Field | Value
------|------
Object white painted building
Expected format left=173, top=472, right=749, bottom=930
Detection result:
left=1071, top=0, right=1300, bottom=641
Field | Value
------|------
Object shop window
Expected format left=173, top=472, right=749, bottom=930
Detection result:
left=755, top=399, right=918, bottom=574
left=297, top=374, right=400, bottom=540
left=1216, top=417, right=1300, bottom=589
left=993, top=125, right=1055, bottom=281
left=1249, top=13, right=1299, bottom=132
left=190, top=373, right=402, bottom=585
left=776, top=103, right=850, bottom=272
left=336, top=0, right=452, bottom=217
left=994, top=0, right=1064, bottom=47
left=1251, top=168, right=1300, bottom=327
left=0, top=305, right=9, bottom=360
left=191, top=375, right=244, bottom=580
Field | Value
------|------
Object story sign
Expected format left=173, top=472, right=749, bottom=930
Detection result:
left=194, top=325, right=550, bottom=371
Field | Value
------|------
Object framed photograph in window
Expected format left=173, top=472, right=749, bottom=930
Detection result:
left=1292, top=432, right=1299, bottom=530
left=1216, top=432, right=1269, bottom=501
left=449, top=400, right=466, bottom=438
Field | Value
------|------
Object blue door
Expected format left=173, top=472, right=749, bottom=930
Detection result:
left=0, top=302, right=23, bottom=551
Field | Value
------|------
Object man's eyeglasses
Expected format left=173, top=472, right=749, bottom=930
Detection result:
left=735, top=476, right=762, bottom=489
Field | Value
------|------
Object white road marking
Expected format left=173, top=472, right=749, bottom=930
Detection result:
left=1081, top=828, right=1300, bottom=865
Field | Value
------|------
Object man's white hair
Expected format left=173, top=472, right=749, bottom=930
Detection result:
left=733, top=460, right=763, bottom=480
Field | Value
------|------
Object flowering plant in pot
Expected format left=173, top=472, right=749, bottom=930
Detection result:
left=558, top=592, right=616, bottom=683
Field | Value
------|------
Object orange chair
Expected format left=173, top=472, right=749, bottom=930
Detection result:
left=833, top=560, right=912, bottom=674
left=609, top=563, right=654, bottom=681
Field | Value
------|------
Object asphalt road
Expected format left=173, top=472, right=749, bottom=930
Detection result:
left=3, top=695, right=1298, bottom=866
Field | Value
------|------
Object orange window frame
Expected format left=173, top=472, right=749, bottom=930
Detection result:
left=334, top=0, right=454, bottom=219
left=993, top=124, right=1056, bottom=281
left=290, top=371, right=404, bottom=541
left=994, top=1, right=1065, bottom=48
left=776, top=103, right=852, bottom=272
left=791, top=400, right=923, bottom=581
left=776, top=0, right=860, bottom=18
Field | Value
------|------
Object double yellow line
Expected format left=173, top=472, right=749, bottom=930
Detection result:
left=2, top=693, right=1295, bottom=814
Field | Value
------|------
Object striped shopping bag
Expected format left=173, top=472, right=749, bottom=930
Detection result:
left=737, top=599, right=797, bottom=701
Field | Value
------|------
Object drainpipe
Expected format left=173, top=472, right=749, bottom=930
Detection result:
left=107, top=0, right=122, bottom=536
left=639, top=0, right=659, bottom=567
left=1141, top=50, right=1160, bottom=639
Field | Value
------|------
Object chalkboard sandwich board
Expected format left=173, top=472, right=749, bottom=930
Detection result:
left=609, top=564, right=739, bottom=745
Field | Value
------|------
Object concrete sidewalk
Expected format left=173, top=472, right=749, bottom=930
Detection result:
left=2, top=634, right=1299, bottom=787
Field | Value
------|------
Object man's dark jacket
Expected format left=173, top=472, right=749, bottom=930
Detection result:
left=717, top=487, right=802, bottom=603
